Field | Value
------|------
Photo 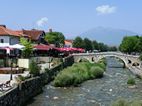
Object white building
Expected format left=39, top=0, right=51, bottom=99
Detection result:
left=0, top=25, right=22, bottom=46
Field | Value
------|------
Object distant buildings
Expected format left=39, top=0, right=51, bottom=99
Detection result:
left=64, top=40, right=73, bottom=47
left=0, top=25, right=48, bottom=47
left=0, top=25, right=73, bottom=48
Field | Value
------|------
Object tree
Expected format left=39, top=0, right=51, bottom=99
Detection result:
left=98, top=43, right=108, bottom=52
left=134, top=36, right=142, bottom=53
left=119, top=36, right=139, bottom=54
left=45, top=32, right=65, bottom=47
left=108, top=46, right=118, bottom=51
left=92, top=40, right=99, bottom=50
left=73, top=36, right=84, bottom=48
left=20, top=37, right=33, bottom=58
left=83, top=38, right=93, bottom=51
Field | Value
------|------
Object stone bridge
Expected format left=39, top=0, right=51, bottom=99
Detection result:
left=73, top=52, right=141, bottom=68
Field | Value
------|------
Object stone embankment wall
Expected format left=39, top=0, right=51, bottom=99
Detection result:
left=0, top=55, right=74, bottom=106
left=40, top=55, right=74, bottom=84
left=0, top=77, right=42, bottom=106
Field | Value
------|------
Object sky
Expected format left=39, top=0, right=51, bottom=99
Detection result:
left=0, top=0, right=142, bottom=39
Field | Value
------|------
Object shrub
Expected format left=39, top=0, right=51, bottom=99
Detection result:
left=130, top=100, right=142, bottom=106
left=127, top=77, right=135, bottom=85
left=112, top=99, right=142, bottom=106
left=94, top=63, right=106, bottom=71
left=53, top=61, right=106, bottom=87
left=29, top=60, right=40, bottom=76
left=90, top=66, right=104, bottom=78
left=111, top=99, right=129, bottom=106
left=98, top=59, right=107, bottom=66
left=15, top=75, right=26, bottom=82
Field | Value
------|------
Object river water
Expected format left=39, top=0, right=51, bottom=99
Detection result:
left=27, top=57, right=142, bottom=106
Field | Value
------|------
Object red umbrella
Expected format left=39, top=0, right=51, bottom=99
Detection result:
left=33, top=44, right=53, bottom=51
left=77, top=48, right=85, bottom=53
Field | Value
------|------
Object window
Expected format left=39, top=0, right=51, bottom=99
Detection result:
left=0, top=39, right=4, bottom=43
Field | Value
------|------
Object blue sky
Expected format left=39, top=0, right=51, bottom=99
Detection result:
left=0, top=0, right=142, bottom=38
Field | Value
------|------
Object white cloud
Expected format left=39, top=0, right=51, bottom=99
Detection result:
left=96, top=5, right=116, bottom=15
left=36, top=17, right=48, bottom=27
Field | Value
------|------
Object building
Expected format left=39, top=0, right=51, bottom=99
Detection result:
left=64, top=40, right=73, bottom=47
left=0, top=25, right=24, bottom=46
left=17, top=29, right=47, bottom=44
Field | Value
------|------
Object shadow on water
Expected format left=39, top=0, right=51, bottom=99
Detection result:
left=26, top=57, right=142, bottom=106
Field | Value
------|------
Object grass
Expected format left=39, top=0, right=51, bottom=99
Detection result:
left=53, top=59, right=106, bottom=87
left=127, top=77, right=136, bottom=85
left=111, top=98, right=142, bottom=106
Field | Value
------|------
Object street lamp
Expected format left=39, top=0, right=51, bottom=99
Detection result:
left=10, top=57, right=13, bottom=80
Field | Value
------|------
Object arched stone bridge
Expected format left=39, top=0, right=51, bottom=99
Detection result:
left=73, top=52, right=141, bottom=68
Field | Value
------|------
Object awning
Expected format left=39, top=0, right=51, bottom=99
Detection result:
left=33, top=44, right=54, bottom=51
left=0, top=47, right=14, bottom=54
left=9, top=44, right=25, bottom=49
left=54, top=47, right=85, bottom=53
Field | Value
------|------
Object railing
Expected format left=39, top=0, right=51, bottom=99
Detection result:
left=73, top=52, right=139, bottom=58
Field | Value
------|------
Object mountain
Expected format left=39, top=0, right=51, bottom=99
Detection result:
left=79, top=27, right=139, bottom=46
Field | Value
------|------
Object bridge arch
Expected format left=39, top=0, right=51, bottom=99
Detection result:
left=77, top=57, right=90, bottom=62
left=96, top=55, right=128, bottom=67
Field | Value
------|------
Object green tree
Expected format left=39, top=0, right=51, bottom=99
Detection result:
left=108, top=46, right=118, bottom=51
left=20, top=37, right=33, bottom=58
left=98, top=43, right=108, bottom=52
left=134, top=36, right=142, bottom=53
left=83, top=38, right=93, bottom=51
left=73, top=36, right=84, bottom=48
left=92, top=40, right=99, bottom=50
left=45, top=32, right=65, bottom=47
left=119, top=36, right=139, bottom=54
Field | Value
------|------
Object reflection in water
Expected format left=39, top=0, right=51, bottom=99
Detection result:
left=27, top=57, right=142, bottom=106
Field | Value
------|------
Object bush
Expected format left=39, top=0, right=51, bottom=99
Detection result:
left=112, top=99, right=142, bottom=106
left=29, top=60, right=40, bottom=76
left=90, top=66, right=104, bottom=78
left=15, top=75, right=30, bottom=82
left=127, top=77, right=135, bottom=85
left=111, top=99, right=129, bottom=106
left=53, top=61, right=106, bottom=87
left=98, top=59, right=107, bottom=66
left=94, top=63, right=106, bottom=71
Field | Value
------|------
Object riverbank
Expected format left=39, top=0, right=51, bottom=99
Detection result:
left=26, top=57, right=142, bottom=106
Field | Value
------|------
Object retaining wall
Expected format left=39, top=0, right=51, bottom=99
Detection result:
left=0, top=55, right=74, bottom=106
left=0, top=77, right=42, bottom=106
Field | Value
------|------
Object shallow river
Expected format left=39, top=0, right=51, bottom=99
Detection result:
left=27, top=57, right=142, bottom=106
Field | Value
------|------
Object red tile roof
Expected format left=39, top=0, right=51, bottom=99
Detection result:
left=21, top=30, right=44, bottom=40
left=64, top=40, right=73, bottom=44
left=0, top=26, right=21, bottom=37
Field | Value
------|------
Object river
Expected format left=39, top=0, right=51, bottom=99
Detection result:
left=27, top=57, right=142, bottom=106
